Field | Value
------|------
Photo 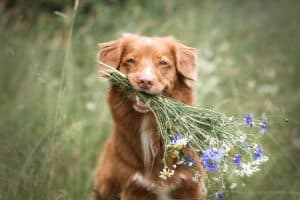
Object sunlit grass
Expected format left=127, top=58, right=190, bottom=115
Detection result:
left=0, top=0, right=299, bottom=199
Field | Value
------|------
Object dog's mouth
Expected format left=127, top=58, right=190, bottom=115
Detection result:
left=133, top=95, right=150, bottom=113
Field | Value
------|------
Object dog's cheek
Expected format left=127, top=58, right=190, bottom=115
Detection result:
left=119, top=65, right=130, bottom=75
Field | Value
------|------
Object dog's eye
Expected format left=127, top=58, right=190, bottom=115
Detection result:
left=159, top=60, right=168, bottom=66
left=126, top=58, right=135, bottom=64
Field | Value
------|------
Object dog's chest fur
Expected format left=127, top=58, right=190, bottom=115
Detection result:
left=139, top=116, right=175, bottom=199
left=140, top=115, right=157, bottom=168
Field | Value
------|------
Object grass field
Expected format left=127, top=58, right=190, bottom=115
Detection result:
left=1, top=0, right=300, bottom=199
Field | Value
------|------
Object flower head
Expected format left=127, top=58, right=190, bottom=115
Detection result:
left=201, top=148, right=223, bottom=172
left=244, top=113, right=254, bottom=127
left=183, top=154, right=196, bottom=167
left=168, top=133, right=189, bottom=150
left=192, top=171, right=202, bottom=182
left=169, top=150, right=180, bottom=159
left=215, top=191, right=225, bottom=200
left=159, top=167, right=174, bottom=180
left=253, top=147, right=264, bottom=160
left=260, top=117, right=268, bottom=134
left=233, top=154, right=241, bottom=167
left=233, top=162, right=260, bottom=176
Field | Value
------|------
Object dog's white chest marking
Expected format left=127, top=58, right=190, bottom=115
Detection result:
left=132, top=173, right=174, bottom=200
left=140, top=116, right=156, bottom=168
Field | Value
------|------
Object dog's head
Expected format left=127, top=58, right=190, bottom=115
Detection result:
left=99, top=34, right=197, bottom=113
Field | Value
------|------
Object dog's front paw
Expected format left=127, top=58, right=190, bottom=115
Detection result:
left=93, top=183, right=120, bottom=200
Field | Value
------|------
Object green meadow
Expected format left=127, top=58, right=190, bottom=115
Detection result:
left=1, top=0, right=299, bottom=199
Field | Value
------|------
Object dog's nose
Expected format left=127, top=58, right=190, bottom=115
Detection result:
left=137, top=75, right=154, bottom=90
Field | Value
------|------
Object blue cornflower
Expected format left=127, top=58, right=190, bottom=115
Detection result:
left=215, top=191, right=225, bottom=200
left=244, top=113, right=254, bottom=127
left=170, top=133, right=183, bottom=143
left=260, top=118, right=268, bottom=134
left=233, top=154, right=241, bottom=167
left=253, top=147, right=264, bottom=160
left=201, top=148, right=223, bottom=172
left=169, top=133, right=189, bottom=151
left=170, top=134, right=188, bottom=145
left=183, top=154, right=196, bottom=167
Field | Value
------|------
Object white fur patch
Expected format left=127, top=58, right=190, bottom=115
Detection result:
left=131, top=173, right=175, bottom=200
left=132, top=173, right=154, bottom=188
left=140, top=65, right=155, bottom=81
left=146, top=38, right=152, bottom=45
left=140, top=116, right=156, bottom=168
left=178, top=173, right=188, bottom=180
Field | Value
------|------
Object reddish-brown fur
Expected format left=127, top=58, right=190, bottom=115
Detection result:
left=94, top=34, right=206, bottom=200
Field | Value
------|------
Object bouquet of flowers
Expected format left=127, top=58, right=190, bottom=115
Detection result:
left=100, top=62, right=269, bottom=199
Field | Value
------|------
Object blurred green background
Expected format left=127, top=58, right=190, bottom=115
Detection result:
left=1, top=0, right=299, bottom=199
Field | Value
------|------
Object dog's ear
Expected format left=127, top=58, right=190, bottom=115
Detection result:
left=98, top=39, right=123, bottom=77
left=176, top=43, right=197, bottom=81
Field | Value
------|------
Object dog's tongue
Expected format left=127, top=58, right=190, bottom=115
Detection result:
left=134, top=96, right=149, bottom=112
left=135, top=96, right=147, bottom=108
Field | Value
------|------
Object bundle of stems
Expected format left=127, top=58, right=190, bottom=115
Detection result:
left=101, top=62, right=243, bottom=154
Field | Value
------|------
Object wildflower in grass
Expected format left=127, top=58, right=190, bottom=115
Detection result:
left=234, top=162, right=260, bottom=177
left=183, top=154, right=196, bottom=167
left=215, top=191, right=225, bottom=200
left=192, top=171, right=202, bottom=182
left=244, top=113, right=254, bottom=127
left=86, top=101, right=96, bottom=111
left=230, top=182, right=237, bottom=189
left=253, top=155, right=269, bottom=165
left=221, top=163, right=229, bottom=174
left=168, top=133, right=189, bottom=150
left=159, top=167, right=174, bottom=180
left=201, top=148, right=223, bottom=172
left=253, top=147, right=264, bottom=160
left=233, top=154, right=241, bottom=167
left=260, top=117, right=268, bottom=134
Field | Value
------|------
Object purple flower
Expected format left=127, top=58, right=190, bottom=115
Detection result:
left=170, top=134, right=188, bottom=145
left=183, top=154, right=196, bottom=167
left=215, top=191, right=225, bottom=200
left=170, top=133, right=182, bottom=142
left=244, top=113, right=254, bottom=127
left=201, top=148, right=223, bottom=172
left=169, top=133, right=189, bottom=150
left=253, top=147, right=264, bottom=160
left=233, top=154, right=241, bottom=167
left=260, top=118, right=268, bottom=134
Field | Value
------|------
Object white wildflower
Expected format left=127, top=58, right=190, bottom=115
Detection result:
left=159, top=167, right=174, bottom=180
left=86, top=101, right=96, bottom=111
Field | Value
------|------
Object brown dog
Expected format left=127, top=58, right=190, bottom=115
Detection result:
left=94, top=34, right=206, bottom=200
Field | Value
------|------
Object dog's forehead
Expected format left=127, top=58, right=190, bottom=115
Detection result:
left=125, top=36, right=174, bottom=55
left=145, top=37, right=152, bottom=45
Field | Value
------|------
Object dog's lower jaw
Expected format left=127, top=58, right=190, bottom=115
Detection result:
left=133, top=103, right=150, bottom=113
left=132, top=95, right=150, bottom=113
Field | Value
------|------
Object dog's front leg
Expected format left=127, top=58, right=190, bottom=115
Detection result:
left=169, top=176, right=207, bottom=200
left=94, top=139, right=121, bottom=200
left=94, top=177, right=120, bottom=200
left=121, top=173, right=157, bottom=200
